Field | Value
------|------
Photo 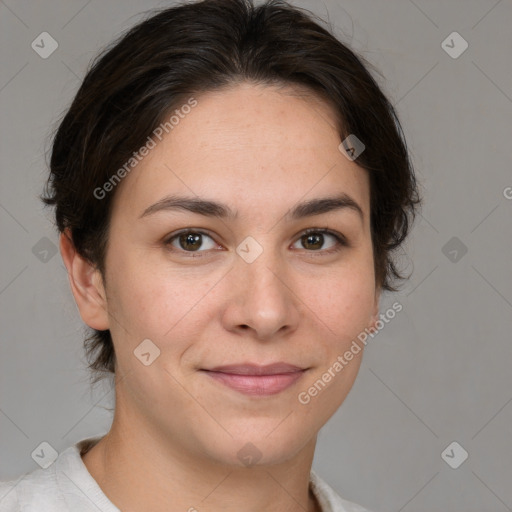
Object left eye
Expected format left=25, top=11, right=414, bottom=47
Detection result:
left=166, top=231, right=218, bottom=252
left=291, top=229, right=345, bottom=251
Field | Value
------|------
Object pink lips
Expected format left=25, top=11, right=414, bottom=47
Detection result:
left=202, top=363, right=306, bottom=396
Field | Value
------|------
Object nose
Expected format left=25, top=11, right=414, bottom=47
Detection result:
left=220, top=245, right=301, bottom=341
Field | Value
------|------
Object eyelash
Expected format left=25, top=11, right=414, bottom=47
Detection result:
left=163, top=227, right=348, bottom=258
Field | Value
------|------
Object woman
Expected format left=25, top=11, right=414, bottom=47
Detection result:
left=0, top=0, right=420, bottom=510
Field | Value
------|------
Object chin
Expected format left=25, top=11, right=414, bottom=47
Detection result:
left=198, top=422, right=316, bottom=469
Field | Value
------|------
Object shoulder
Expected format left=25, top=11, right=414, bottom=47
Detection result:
left=0, top=479, right=19, bottom=511
left=310, top=470, right=377, bottom=512
left=0, top=462, right=62, bottom=511
left=0, top=436, right=105, bottom=512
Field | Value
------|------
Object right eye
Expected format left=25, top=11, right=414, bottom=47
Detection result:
left=164, top=230, right=220, bottom=254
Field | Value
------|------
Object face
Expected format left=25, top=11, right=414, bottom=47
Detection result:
left=87, top=82, right=380, bottom=466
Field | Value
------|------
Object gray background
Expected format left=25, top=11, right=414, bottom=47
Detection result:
left=1, top=1, right=511, bottom=511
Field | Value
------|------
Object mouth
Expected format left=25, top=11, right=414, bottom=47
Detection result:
left=200, top=363, right=308, bottom=396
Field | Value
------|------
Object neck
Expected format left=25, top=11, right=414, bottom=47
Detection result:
left=82, top=406, right=321, bottom=512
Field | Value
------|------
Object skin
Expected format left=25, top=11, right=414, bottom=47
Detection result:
left=60, top=81, right=381, bottom=512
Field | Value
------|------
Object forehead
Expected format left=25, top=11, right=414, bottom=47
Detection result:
left=110, top=82, right=370, bottom=222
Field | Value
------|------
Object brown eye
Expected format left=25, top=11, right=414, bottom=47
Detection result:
left=166, top=230, right=217, bottom=253
left=291, top=229, right=347, bottom=252
left=301, top=232, right=324, bottom=250
left=178, top=232, right=202, bottom=251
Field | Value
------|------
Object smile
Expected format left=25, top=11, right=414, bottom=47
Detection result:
left=200, top=363, right=307, bottom=396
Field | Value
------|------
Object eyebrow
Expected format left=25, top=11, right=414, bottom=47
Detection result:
left=140, top=193, right=364, bottom=223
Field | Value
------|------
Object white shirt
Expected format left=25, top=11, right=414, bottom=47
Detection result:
left=0, top=436, right=374, bottom=512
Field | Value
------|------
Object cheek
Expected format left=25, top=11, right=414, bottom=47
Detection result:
left=298, top=263, right=376, bottom=341
left=105, top=248, right=217, bottom=348
left=295, top=268, right=375, bottom=415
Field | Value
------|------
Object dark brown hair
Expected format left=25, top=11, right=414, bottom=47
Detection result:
left=42, top=0, right=421, bottom=384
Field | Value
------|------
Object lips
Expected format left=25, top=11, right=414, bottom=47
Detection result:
left=201, top=363, right=307, bottom=396
left=206, top=363, right=305, bottom=375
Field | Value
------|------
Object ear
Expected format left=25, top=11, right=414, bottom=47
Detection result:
left=59, top=229, right=110, bottom=331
